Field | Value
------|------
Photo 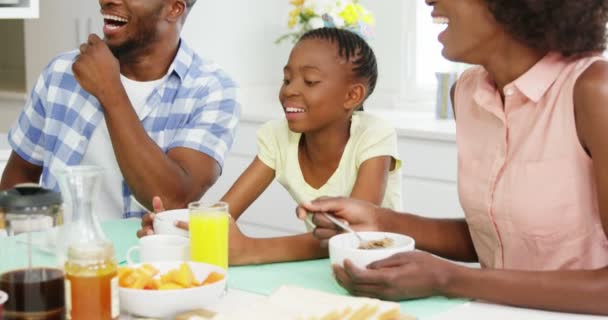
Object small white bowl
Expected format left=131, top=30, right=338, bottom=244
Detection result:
left=329, top=232, right=415, bottom=269
left=119, top=261, right=226, bottom=318
left=153, top=209, right=189, bottom=237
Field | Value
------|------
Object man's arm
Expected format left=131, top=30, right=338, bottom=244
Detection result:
left=0, top=151, right=43, bottom=189
left=104, top=93, right=222, bottom=209
left=73, top=35, right=238, bottom=210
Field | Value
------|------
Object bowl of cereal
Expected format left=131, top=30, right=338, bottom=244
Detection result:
left=329, top=232, right=415, bottom=269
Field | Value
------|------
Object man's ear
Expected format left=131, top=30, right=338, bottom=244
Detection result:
left=166, top=0, right=187, bottom=23
left=343, top=83, right=367, bottom=111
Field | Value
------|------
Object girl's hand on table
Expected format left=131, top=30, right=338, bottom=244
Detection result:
left=136, top=196, right=166, bottom=238
left=296, top=197, right=382, bottom=246
left=333, top=251, right=458, bottom=301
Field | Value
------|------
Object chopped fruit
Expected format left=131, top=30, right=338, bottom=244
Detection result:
left=202, top=271, right=225, bottom=285
left=118, top=263, right=225, bottom=290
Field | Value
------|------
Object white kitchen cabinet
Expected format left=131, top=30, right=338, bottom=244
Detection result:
left=23, top=0, right=102, bottom=91
left=0, top=0, right=102, bottom=94
left=0, top=0, right=38, bottom=19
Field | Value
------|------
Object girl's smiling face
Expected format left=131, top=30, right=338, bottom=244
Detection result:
left=426, top=0, right=504, bottom=64
left=279, top=38, right=357, bottom=133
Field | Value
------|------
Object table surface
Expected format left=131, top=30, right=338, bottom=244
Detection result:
left=1, top=219, right=606, bottom=320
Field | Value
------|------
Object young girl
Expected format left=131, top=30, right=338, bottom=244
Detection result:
left=137, top=27, right=402, bottom=265
left=300, top=0, right=608, bottom=315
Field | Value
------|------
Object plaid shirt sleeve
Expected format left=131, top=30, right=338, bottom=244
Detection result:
left=8, top=70, right=50, bottom=166
left=167, top=75, right=241, bottom=170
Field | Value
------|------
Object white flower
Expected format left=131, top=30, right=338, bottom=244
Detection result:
left=309, top=16, right=325, bottom=29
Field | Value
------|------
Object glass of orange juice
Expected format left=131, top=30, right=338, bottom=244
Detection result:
left=188, top=201, right=229, bottom=269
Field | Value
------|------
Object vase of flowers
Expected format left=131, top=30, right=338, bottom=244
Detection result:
left=275, top=0, right=375, bottom=44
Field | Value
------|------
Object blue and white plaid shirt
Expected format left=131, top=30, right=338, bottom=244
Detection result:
left=8, top=40, right=241, bottom=218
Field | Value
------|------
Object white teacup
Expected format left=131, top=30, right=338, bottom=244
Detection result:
left=127, top=234, right=190, bottom=265
left=153, top=209, right=189, bottom=237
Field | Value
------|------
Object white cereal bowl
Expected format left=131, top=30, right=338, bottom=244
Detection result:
left=153, top=209, right=189, bottom=237
left=119, top=261, right=227, bottom=318
left=329, top=232, right=415, bottom=269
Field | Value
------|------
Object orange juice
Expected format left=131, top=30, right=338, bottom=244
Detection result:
left=189, top=202, right=229, bottom=269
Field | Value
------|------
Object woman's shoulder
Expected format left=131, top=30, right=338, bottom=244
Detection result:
left=457, top=65, right=487, bottom=84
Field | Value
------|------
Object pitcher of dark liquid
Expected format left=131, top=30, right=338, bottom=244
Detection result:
left=0, top=185, right=65, bottom=320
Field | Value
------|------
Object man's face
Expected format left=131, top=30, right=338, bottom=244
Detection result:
left=99, top=0, right=167, bottom=57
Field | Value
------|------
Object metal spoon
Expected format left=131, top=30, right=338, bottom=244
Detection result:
left=322, top=213, right=369, bottom=247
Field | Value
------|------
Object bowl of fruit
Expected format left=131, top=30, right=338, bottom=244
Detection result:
left=118, top=261, right=226, bottom=318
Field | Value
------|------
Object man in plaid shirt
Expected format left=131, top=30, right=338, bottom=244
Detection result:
left=0, top=0, right=240, bottom=219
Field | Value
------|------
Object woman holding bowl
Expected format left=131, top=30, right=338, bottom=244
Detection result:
left=299, top=0, right=608, bottom=315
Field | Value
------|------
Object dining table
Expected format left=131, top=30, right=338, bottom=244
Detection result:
left=0, top=218, right=606, bottom=320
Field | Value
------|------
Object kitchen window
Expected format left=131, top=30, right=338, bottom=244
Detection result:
left=400, top=1, right=455, bottom=112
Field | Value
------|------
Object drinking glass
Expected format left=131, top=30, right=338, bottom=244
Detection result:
left=188, top=201, right=229, bottom=269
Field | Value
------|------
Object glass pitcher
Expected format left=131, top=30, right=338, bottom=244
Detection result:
left=56, top=165, right=119, bottom=320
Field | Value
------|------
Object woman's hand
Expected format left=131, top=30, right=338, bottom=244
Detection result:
left=136, top=196, right=166, bottom=238
left=296, top=197, right=382, bottom=246
left=333, top=251, right=458, bottom=301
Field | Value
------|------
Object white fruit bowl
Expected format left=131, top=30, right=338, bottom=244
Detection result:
left=119, top=261, right=226, bottom=318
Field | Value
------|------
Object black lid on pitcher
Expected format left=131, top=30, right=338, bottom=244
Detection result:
left=3, top=183, right=62, bottom=212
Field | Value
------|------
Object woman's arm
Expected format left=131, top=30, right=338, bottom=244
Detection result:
left=337, top=250, right=608, bottom=315
left=443, top=264, right=608, bottom=315
left=574, top=60, right=608, bottom=236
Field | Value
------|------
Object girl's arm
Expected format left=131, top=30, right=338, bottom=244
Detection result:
left=349, top=156, right=392, bottom=204
left=222, top=157, right=328, bottom=265
left=220, top=157, right=275, bottom=221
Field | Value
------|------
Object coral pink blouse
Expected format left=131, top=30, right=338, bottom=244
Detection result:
left=455, top=53, right=608, bottom=270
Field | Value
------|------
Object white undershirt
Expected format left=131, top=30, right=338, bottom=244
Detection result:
left=80, top=73, right=168, bottom=220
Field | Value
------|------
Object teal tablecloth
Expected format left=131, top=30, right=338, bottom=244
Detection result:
left=0, top=219, right=468, bottom=319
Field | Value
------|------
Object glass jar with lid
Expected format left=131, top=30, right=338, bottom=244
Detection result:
left=56, top=165, right=119, bottom=320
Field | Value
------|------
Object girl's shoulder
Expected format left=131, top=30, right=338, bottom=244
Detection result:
left=259, top=118, right=290, bottom=133
left=257, top=118, right=299, bottom=145
left=352, top=112, right=395, bottom=133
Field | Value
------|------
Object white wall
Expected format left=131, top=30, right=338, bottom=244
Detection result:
left=0, top=0, right=410, bottom=133
left=181, top=0, right=405, bottom=111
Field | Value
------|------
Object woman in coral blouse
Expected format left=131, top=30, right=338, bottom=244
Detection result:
left=299, top=0, right=608, bottom=315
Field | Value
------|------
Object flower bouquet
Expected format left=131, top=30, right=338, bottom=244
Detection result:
left=275, top=0, right=375, bottom=44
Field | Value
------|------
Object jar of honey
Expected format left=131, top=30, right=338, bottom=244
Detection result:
left=56, top=165, right=119, bottom=320
left=65, top=243, right=119, bottom=320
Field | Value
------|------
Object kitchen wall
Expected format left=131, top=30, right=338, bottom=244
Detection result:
left=181, top=0, right=405, bottom=110
left=0, top=0, right=408, bottom=132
